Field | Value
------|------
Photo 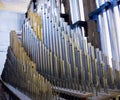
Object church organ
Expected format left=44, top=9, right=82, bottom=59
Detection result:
left=1, top=0, right=120, bottom=99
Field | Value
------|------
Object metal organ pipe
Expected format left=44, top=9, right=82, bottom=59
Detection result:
left=95, top=0, right=113, bottom=67
left=104, top=1, right=120, bottom=70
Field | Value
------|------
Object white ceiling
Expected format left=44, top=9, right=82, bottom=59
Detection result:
left=0, top=0, right=31, bottom=13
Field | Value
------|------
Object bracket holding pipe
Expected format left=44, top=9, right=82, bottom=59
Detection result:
left=70, top=20, right=88, bottom=37
left=89, top=0, right=120, bottom=20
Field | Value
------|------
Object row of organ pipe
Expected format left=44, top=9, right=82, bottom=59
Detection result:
left=22, top=1, right=120, bottom=95
left=1, top=0, right=120, bottom=99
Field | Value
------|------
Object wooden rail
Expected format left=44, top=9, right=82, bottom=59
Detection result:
left=0, top=79, right=31, bottom=100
